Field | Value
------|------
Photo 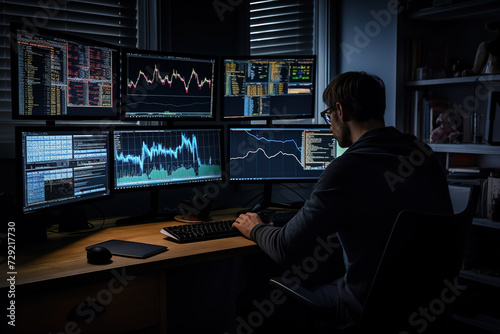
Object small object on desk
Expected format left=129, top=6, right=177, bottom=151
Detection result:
left=161, top=219, right=241, bottom=243
left=268, top=211, right=297, bottom=227
left=173, top=214, right=205, bottom=223
left=257, top=212, right=271, bottom=224
left=86, top=246, right=112, bottom=265
left=235, top=208, right=297, bottom=226
left=237, top=208, right=274, bottom=223
left=85, top=239, right=168, bottom=259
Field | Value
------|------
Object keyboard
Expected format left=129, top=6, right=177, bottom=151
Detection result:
left=161, top=219, right=240, bottom=243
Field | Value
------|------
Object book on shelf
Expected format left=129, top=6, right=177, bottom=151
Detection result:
left=487, top=176, right=500, bottom=221
left=448, top=167, right=481, bottom=174
left=423, top=98, right=430, bottom=141
left=413, top=90, right=425, bottom=139
left=447, top=167, right=494, bottom=179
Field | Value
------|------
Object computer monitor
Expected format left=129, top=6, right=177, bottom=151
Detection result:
left=16, top=127, right=112, bottom=221
left=113, top=127, right=223, bottom=222
left=122, top=49, right=216, bottom=120
left=228, top=126, right=335, bottom=182
left=222, top=56, right=316, bottom=120
left=229, top=126, right=335, bottom=208
left=10, top=22, right=120, bottom=120
left=114, top=127, right=223, bottom=189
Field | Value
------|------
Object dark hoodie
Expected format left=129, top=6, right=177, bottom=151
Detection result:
left=250, top=126, right=453, bottom=326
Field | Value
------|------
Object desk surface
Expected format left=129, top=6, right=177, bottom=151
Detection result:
left=1, top=210, right=258, bottom=289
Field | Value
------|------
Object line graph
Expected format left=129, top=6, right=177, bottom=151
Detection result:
left=231, top=129, right=302, bottom=165
left=114, top=129, right=221, bottom=189
left=229, top=128, right=333, bottom=181
left=230, top=130, right=302, bottom=163
left=229, top=128, right=307, bottom=180
left=230, top=147, right=302, bottom=165
left=116, top=133, right=202, bottom=172
left=124, top=53, right=215, bottom=118
left=243, top=130, right=302, bottom=153
left=127, top=65, right=212, bottom=93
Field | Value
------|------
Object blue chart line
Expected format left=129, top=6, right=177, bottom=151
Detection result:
left=116, top=133, right=201, bottom=174
left=114, top=130, right=223, bottom=189
left=229, top=128, right=328, bottom=180
left=244, top=130, right=302, bottom=153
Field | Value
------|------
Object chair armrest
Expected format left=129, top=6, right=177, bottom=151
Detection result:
left=269, top=277, right=335, bottom=312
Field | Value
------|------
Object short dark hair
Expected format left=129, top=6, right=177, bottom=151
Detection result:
left=322, top=71, right=386, bottom=123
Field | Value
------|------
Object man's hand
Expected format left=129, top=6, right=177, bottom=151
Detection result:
left=232, top=212, right=264, bottom=239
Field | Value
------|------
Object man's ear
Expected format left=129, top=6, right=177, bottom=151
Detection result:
left=336, top=102, right=351, bottom=122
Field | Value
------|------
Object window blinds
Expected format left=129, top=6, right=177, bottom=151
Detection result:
left=250, top=0, right=314, bottom=55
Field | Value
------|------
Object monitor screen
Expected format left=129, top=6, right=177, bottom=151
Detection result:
left=229, top=126, right=335, bottom=182
left=17, top=127, right=112, bottom=214
left=113, top=127, right=223, bottom=190
left=11, top=23, right=120, bottom=120
left=122, top=49, right=216, bottom=119
left=223, top=56, right=316, bottom=119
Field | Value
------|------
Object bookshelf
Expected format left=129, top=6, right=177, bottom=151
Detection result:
left=407, top=74, right=500, bottom=87
left=398, top=1, right=500, bottom=332
left=429, top=143, right=500, bottom=154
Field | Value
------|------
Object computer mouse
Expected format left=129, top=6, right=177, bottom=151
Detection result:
left=87, top=246, right=112, bottom=264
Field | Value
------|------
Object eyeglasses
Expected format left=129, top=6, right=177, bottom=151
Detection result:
left=321, top=108, right=331, bottom=125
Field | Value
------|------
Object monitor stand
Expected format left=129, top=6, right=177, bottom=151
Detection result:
left=174, top=192, right=212, bottom=223
left=247, top=120, right=305, bottom=211
left=56, top=207, right=91, bottom=231
left=250, top=183, right=303, bottom=212
left=115, top=189, right=175, bottom=225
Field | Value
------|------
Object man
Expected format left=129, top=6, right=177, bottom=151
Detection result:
left=232, top=71, right=453, bottom=328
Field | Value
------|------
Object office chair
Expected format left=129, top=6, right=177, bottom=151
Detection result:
left=270, top=185, right=477, bottom=333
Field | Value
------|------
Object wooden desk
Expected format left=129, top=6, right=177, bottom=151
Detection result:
left=1, top=211, right=259, bottom=333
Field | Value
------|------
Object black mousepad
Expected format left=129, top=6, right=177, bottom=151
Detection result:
left=85, top=239, right=168, bottom=259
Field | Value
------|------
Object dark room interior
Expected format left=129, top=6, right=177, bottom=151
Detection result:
left=1, top=0, right=500, bottom=333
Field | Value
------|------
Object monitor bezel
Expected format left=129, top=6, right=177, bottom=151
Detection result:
left=121, top=47, right=218, bottom=121
left=112, top=125, right=226, bottom=193
left=10, top=22, right=121, bottom=121
left=15, top=126, right=114, bottom=215
left=221, top=55, right=317, bottom=121
left=227, top=124, right=334, bottom=184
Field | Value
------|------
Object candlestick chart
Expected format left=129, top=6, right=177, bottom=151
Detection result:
left=114, top=129, right=222, bottom=189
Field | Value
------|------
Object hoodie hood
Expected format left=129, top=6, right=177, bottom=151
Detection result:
left=346, top=126, right=425, bottom=156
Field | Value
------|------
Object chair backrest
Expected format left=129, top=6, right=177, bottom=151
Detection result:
left=360, top=191, right=476, bottom=333
left=448, top=184, right=473, bottom=214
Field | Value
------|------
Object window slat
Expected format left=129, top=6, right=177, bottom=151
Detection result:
left=2, top=0, right=134, bottom=11
left=250, top=1, right=303, bottom=12
left=251, top=23, right=314, bottom=34
left=251, top=5, right=312, bottom=17
left=252, top=34, right=313, bottom=45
